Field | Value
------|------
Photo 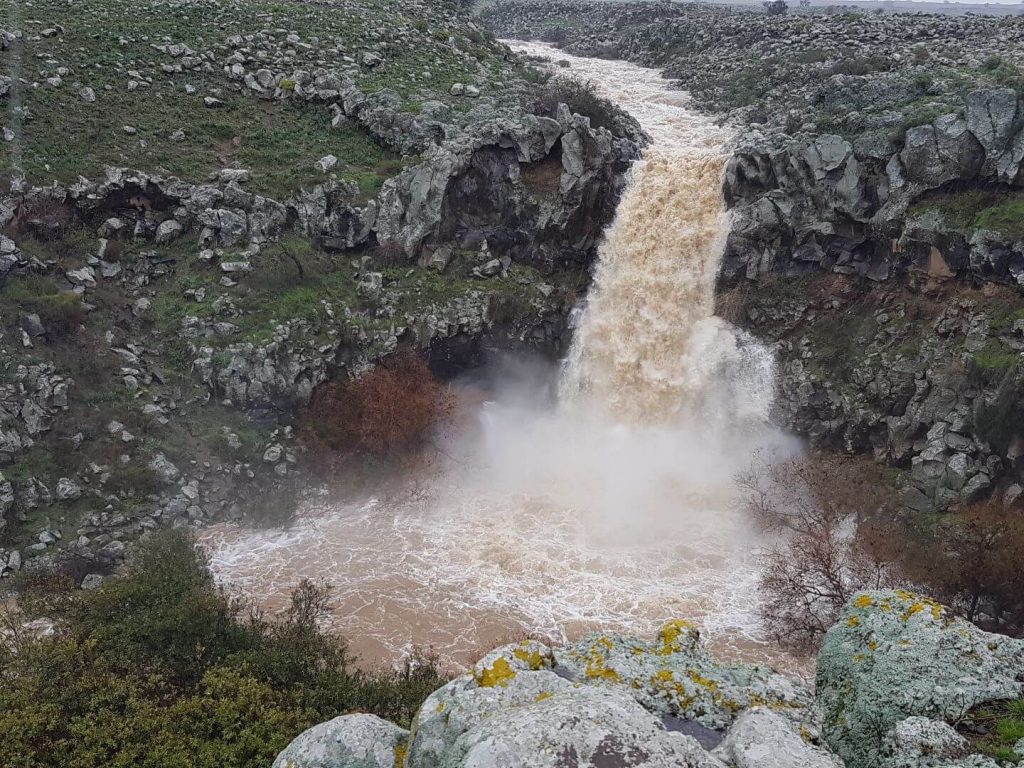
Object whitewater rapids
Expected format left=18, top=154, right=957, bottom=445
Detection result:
left=201, top=42, right=798, bottom=670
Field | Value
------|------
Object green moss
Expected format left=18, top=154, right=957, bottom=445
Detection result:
left=972, top=338, right=1020, bottom=375
left=911, top=190, right=1024, bottom=240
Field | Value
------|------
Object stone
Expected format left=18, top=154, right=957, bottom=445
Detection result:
left=80, top=573, right=104, bottom=590
left=155, top=219, right=184, bottom=244
left=272, top=714, right=408, bottom=768
left=55, top=477, right=82, bottom=501
left=148, top=453, right=181, bottom=483
left=79, top=86, right=96, bottom=103
left=715, top=708, right=841, bottom=768
left=817, top=590, right=1024, bottom=768
left=879, top=717, right=969, bottom=767
left=314, top=154, right=338, bottom=173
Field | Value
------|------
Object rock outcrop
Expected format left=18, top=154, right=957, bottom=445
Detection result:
left=722, top=89, right=1024, bottom=289
left=817, top=590, right=1024, bottom=768
left=276, top=593, right=1024, bottom=768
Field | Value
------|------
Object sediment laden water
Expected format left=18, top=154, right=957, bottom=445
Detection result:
left=201, top=42, right=798, bottom=670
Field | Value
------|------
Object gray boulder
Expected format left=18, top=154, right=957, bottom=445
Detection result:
left=272, top=714, right=408, bottom=768
left=816, top=590, right=1024, bottom=768
left=900, top=114, right=984, bottom=188
left=714, top=708, right=842, bottom=768
left=406, top=640, right=723, bottom=768
left=964, top=88, right=1024, bottom=183
left=878, top=717, right=971, bottom=768
left=448, top=685, right=725, bottom=768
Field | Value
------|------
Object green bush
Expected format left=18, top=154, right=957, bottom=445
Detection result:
left=0, top=530, right=447, bottom=767
left=531, top=77, right=628, bottom=136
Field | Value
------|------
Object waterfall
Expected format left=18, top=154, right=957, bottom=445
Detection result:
left=202, top=43, right=797, bottom=670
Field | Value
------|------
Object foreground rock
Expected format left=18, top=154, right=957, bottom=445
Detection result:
left=276, top=593, right=1024, bottom=768
left=273, top=714, right=408, bottom=768
left=817, top=590, right=1024, bottom=768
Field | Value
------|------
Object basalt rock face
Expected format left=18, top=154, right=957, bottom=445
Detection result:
left=275, top=593, right=1024, bottom=768
left=722, top=89, right=1024, bottom=290
left=376, top=105, right=635, bottom=272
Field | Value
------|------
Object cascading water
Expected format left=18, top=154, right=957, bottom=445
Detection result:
left=201, top=42, right=798, bottom=669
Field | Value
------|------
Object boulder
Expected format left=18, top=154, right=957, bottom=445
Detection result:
left=816, top=590, right=1024, bottom=768
left=714, top=708, right=842, bottom=768
left=405, top=641, right=723, bottom=768
left=272, top=714, right=408, bottom=768
left=900, top=115, right=984, bottom=188
left=878, top=717, right=970, bottom=768
left=554, top=621, right=813, bottom=730
left=964, top=88, right=1024, bottom=183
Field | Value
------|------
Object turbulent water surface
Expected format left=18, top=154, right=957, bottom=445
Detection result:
left=201, top=43, right=799, bottom=670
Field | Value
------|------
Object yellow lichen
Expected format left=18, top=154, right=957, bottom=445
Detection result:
left=687, top=669, right=719, bottom=692
left=658, top=619, right=699, bottom=655
left=475, top=657, right=516, bottom=688
left=435, top=702, right=446, bottom=714
left=847, top=616, right=860, bottom=627
left=513, top=647, right=548, bottom=671
left=853, top=595, right=874, bottom=609
left=866, top=640, right=878, bottom=652
left=534, top=691, right=554, bottom=702
left=394, top=742, right=408, bottom=768
left=799, top=725, right=813, bottom=743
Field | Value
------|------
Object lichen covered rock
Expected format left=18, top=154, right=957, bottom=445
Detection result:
left=713, top=707, right=842, bottom=768
left=816, top=590, right=1024, bottom=768
left=272, top=713, right=408, bottom=768
left=448, top=685, right=726, bottom=768
left=555, top=620, right=814, bottom=730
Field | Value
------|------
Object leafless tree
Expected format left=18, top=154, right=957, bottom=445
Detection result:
left=738, top=454, right=906, bottom=652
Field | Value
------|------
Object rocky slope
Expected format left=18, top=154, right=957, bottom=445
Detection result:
left=273, top=590, right=1024, bottom=768
left=485, top=1, right=1024, bottom=512
left=0, top=0, right=638, bottom=579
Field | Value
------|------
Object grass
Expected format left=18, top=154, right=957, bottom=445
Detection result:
left=962, top=699, right=1024, bottom=764
left=0, top=0, right=511, bottom=198
left=910, top=190, right=1024, bottom=241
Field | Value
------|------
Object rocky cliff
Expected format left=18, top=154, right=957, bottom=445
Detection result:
left=273, top=591, right=1024, bottom=768
left=0, top=0, right=637, bottom=578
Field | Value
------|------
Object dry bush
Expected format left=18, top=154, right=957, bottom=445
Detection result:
left=372, top=239, right=408, bottom=268
left=739, top=454, right=907, bottom=652
left=15, top=196, right=74, bottom=241
left=901, top=499, right=1024, bottom=633
left=303, top=349, right=452, bottom=460
left=531, top=78, right=623, bottom=136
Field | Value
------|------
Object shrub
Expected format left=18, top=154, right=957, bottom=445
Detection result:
left=531, top=77, right=624, bottom=135
left=304, top=349, right=452, bottom=459
left=900, top=499, right=1024, bottom=633
left=0, top=530, right=448, bottom=767
left=15, top=196, right=75, bottom=242
left=739, top=454, right=906, bottom=652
